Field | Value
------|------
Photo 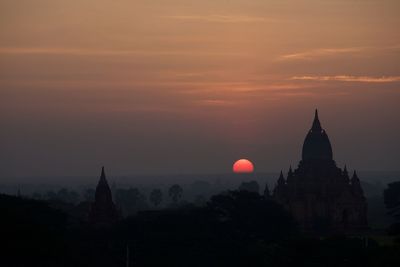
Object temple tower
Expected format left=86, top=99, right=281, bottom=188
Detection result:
left=89, top=167, right=118, bottom=226
left=273, top=110, right=368, bottom=232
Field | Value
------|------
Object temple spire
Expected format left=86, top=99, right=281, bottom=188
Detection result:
left=351, top=170, right=364, bottom=197
left=278, top=170, right=285, bottom=185
left=311, top=109, right=322, bottom=131
left=287, top=166, right=294, bottom=182
left=90, top=166, right=118, bottom=225
left=351, top=170, right=359, bottom=182
left=100, top=166, right=106, bottom=181
left=343, top=165, right=350, bottom=183
left=302, top=109, right=333, bottom=160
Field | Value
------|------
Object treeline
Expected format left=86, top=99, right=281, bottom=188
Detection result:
left=28, top=181, right=264, bottom=218
left=28, top=184, right=189, bottom=216
left=2, top=187, right=400, bottom=266
left=2, top=181, right=400, bottom=266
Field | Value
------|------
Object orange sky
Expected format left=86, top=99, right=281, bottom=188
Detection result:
left=1, top=0, right=399, bottom=177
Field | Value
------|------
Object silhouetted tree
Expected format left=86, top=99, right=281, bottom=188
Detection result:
left=238, top=180, right=260, bottom=194
left=116, top=190, right=299, bottom=266
left=169, top=184, right=183, bottom=204
left=3, top=190, right=400, bottom=267
left=208, top=190, right=297, bottom=241
left=1, top=194, right=67, bottom=266
left=150, top=189, right=163, bottom=207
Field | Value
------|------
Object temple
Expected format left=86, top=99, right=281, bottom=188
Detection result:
left=89, top=167, right=118, bottom=226
left=273, top=110, right=368, bottom=232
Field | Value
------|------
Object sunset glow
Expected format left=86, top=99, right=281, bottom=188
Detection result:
left=233, top=159, right=255, bottom=173
left=0, top=0, right=399, bottom=176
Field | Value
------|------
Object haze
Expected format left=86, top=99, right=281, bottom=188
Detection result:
left=1, top=0, right=399, bottom=179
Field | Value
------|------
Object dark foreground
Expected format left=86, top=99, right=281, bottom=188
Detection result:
left=2, top=192, right=399, bottom=267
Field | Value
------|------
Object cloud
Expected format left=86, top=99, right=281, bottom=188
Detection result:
left=291, top=75, right=400, bottom=83
left=0, top=47, right=140, bottom=56
left=164, top=15, right=268, bottom=23
left=278, top=48, right=365, bottom=61
left=0, top=47, right=241, bottom=57
left=195, top=99, right=236, bottom=107
left=278, top=45, right=400, bottom=61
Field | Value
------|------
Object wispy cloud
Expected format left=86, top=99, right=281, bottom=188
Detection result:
left=164, top=15, right=268, bottom=23
left=291, top=75, right=400, bottom=83
left=278, top=45, right=400, bottom=61
left=0, top=47, right=242, bottom=57
left=279, top=47, right=365, bottom=61
left=0, top=47, right=142, bottom=56
left=195, top=99, right=236, bottom=107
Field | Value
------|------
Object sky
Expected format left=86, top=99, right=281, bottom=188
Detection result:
left=1, top=0, right=399, bottom=178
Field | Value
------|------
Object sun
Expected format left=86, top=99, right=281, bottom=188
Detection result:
left=233, top=159, right=254, bottom=173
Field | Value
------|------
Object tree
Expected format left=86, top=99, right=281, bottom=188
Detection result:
left=169, top=184, right=183, bottom=204
left=208, top=190, right=298, bottom=241
left=150, top=189, right=163, bottom=207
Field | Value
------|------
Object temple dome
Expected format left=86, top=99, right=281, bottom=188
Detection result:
left=302, top=110, right=333, bottom=161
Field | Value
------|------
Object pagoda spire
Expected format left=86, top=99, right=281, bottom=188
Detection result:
left=351, top=170, right=364, bottom=197
left=287, top=166, right=294, bottom=183
left=302, top=109, right=333, bottom=161
left=311, top=109, right=322, bottom=131
left=90, top=166, right=118, bottom=225
left=351, top=170, right=359, bottom=183
left=343, top=165, right=348, bottom=175
left=94, top=166, right=112, bottom=203
left=100, top=166, right=106, bottom=181
left=277, top=170, right=285, bottom=185
left=273, top=170, right=286, bottom=200
left=343, top=165, right=350, bottom=183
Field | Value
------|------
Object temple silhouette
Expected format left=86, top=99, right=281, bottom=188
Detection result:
left=273, top=110, right=368, bottom=232
left=89, top=167, right=118, bottom=226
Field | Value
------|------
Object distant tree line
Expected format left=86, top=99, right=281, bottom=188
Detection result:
left=2, top=190, right=400, bottom=266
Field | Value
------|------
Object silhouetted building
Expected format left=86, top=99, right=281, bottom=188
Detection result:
left=89, top=167, right=118, bottom=226
left=273, top=110, right=368, bottom=232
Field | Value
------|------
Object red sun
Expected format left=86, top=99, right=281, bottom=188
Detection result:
left=233, top=159, right=254, bottom=173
